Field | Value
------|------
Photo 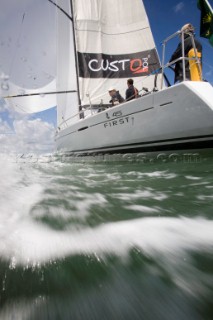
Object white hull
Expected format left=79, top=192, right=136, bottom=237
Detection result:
left=55, top=81, right=213, bottom=155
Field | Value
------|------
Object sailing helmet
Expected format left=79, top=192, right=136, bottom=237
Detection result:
left=181, top=23, right=194, bottom=34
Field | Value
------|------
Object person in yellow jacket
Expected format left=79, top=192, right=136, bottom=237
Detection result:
left=169, top=23, right=202, bottom=83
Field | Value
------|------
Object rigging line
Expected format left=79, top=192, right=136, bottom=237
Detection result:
left=4, top=90, right=77, bottom=99
left=74, top=26, right=150, bottom=36
left=9, top=101, right=30, bottom=114
left=47, top=0, right=72, bottom=21
left=199, top=36, right=213, bottom=50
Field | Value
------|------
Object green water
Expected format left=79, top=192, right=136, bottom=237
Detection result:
left=0, top=151, right=212, bottom=319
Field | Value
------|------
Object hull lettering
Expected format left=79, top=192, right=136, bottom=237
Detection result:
left=104, top=116, right=133, bottom=128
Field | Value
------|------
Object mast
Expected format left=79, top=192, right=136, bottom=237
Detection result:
left=69, top=0, right=82, bottom=117
left=48, top=0, right=82, bottom=123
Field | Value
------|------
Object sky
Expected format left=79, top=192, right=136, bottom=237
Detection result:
left=0, top=0, right=212, bottom=154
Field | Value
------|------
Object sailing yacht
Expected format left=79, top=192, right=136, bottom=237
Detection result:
left=54, top=0, right=213, bottom=155
left=2, top=0, right=213, bottom=155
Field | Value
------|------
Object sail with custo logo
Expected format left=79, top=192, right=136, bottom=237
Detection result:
left=56, top=0, right=161, bottom=127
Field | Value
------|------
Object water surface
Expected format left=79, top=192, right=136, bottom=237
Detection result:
left=0, top=151, right=212, bottom=319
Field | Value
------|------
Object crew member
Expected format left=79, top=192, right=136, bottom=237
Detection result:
left=169, top=23, right=202, bottom=83
left=108, top=88, right=124, bottom=106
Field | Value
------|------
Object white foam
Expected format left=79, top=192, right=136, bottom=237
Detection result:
left=113, top=189, right=168, bottom=201
left=197, top=195, right=213, bottom=200
left=1, top=215, right=212, bottom=268
left=0, top=155, right=45, bottom=263
left=126, top=171, right=177, bottom=179
left=185, top=175, right=201, bottom=180
left=125, top=205, right=160, bottom=213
